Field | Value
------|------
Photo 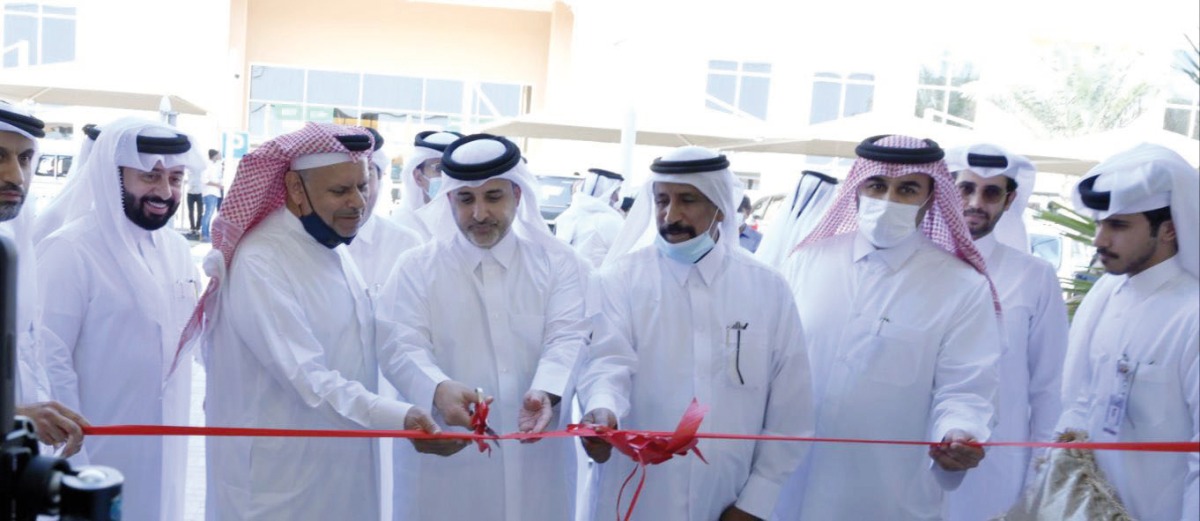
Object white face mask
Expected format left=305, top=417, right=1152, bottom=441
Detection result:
left=856, top=196, right=925, bottom=248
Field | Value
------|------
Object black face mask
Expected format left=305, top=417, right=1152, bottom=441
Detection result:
left=297, top=176, right=355, bottom=248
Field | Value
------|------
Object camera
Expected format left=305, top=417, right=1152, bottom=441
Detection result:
left=1, top=235, right=123, bottom=520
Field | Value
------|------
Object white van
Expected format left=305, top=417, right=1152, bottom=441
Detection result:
left=29, top=138, right=79, bottom=214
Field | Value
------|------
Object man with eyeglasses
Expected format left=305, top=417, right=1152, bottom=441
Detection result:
left=943, top=144, right=1069, bottom=521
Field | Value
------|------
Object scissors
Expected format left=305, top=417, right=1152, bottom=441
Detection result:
left=473, top=388, right=500, bottom=447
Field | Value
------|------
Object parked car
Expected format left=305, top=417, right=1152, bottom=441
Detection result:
left=535, top=174, right=581, bottom=232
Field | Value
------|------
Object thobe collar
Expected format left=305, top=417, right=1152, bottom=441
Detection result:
left=663, top=234, right=727, bottom=288
left=853, top=229, right=922, bottom=272
left=120, top=215, right=159, bottom=249
left=353, top=216, right=379, bottom=246
left=1112, top=254, right=1184, bottom=301
left=973, top=232, right=999, bottom=261
left=453, top=228, right=518, bottom=272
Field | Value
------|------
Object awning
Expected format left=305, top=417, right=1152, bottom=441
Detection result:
left=0, top=84, right=207, bottom=115
left=480, top=111, right=787, bottom=149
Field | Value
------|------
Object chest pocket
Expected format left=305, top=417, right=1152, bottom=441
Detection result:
left=720, top=327, right=769, bottom=391
left=1128, top=363, right=1176, bottom=429
left=862, top=319, right=929, bottom=387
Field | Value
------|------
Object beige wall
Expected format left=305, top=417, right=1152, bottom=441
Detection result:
left=235, top=0, right=558, bottom=126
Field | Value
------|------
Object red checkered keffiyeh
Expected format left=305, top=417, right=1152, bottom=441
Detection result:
left=172, top=122, right=374, bottom=371
left=792, top=134, right=999, bottom=312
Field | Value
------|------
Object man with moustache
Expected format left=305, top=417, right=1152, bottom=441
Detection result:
left=943, top=144, right=1069, bottom=520
left=0, top=101, right=90, bottom=457
left=35, top=118, right=205, bottom=521
left=187, top=123, right=449, bottom=520
left=1056, top=145, right=1198, bottom=520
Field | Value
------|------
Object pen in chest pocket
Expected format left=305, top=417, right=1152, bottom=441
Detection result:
left=728, top=321, right=749, bottom=385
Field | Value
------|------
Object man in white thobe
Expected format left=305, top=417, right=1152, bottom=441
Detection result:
left=1056, top=144, right=1199, bottom=521
left=187, top=123, right=447, bottom=521
left=578, top=146, right=814, bottom=521
left=377, top=134, right=588, bottom=521
left=347, top=126, right=421, bottom=293
left=943, top=144, right=1069, bottom=520
left=0, top=101, right=89, bottom=456
left=753, top=170, right=839, bottom=270
left=388, top=129, right=462, bottom=240
left=774, top=135, right=1001, bottom=520
left=554, top=168, right=625, bottom=268
left=35, top=118, right=205, bottom=521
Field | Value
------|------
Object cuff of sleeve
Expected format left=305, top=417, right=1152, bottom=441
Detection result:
left=933, top=419, right=990, bottom=443
left=583, top=393, right=629, bottom=421
left=734, top=474, right=783, bottom=519
left=531, top=368, right=569, bottom=400
left=368, top=397, right=413, bottom=430
left=411, top=370, right=451, bottom=414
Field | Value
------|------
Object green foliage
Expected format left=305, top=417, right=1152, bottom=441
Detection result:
left=1034, top=201, right=1101, bottom=317
left=1176, top=35, right=1200, bottom=86
left=992, top=44, right=1155, bottom=139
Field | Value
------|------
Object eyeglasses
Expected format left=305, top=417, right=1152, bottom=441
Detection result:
left=957, top=182, right=1008, bottom=204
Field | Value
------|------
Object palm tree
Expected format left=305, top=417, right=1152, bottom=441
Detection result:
left=990, top=44, right=1156, bottom=139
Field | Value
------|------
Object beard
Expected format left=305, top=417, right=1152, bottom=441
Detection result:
left=963, top=208, right=998, bottom=240
left=0, top=181, right=25, bottom=222
left=122, top=191, right=180, bottom=231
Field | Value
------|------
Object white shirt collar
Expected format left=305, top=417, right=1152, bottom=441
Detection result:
left=973, top=232, right=999, bottom=264
left=453, top=227, right=518, bottom=271
left=853, top=230, right=922, bottom=272
left=1116, top=254, right=1184, bottom=298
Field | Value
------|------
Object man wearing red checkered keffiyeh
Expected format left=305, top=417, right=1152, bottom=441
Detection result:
left=773, top=135, right=1002, bottom=520
left=186, top=122, right=455, bottom=521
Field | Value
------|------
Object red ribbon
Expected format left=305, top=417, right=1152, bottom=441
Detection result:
left=470, top=397, right=494, bottom=455
left=83, top=400, right=1200, bottom=521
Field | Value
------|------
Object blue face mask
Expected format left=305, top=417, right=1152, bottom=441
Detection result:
left=654, top=215, right=719, bottom=264
left=425, top=176, right=442, bottom=200
left=298, top=177, right=355, bottom=249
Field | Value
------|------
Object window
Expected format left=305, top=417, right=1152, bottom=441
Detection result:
left=705, top=60, right=771, bottom=120
left=810, top=72, right=874, bottom=124
left=3, top=2, right=75, bottom=68
left=247, top=64, right=530, bottom=142
left=914, top=54, right=978, bottom=127
left=1161, top=74, right=1200, bottom=140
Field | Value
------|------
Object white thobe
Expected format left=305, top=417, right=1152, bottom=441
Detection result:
left=344, top=214, right=420, bottom=521
left=377, top=230, right=587, bottom=521
left=579, top=239, right=814, bottom=521
left=774, top=232, right=1000, bottom=521
left=1057, top=256, right=1199, bottom=521
left=37, top=218, right=198, bottom=521
left=346, top=215, right=422, bottom=295
left=555, top=193, right=625, bottom=268
left=388, top=205, right=434, bottom=243
left=0, top=220, right=50, bottom=406
left=946, top=233, right=1069, bottom=520
left=204, top=208, right=411, bottom=521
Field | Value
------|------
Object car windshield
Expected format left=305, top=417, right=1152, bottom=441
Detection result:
left=537, top=176, right=577, bottom=209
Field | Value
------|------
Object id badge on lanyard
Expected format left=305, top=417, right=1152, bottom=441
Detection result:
left=1101, top=354, right=1138, bottom=439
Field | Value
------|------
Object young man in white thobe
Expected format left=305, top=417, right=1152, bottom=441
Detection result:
left=184, top=123, right=449, bottom=521
left=1056, top=144, right=1199, bottom=521
left=577, top=146, right=814, bottom=521
left=774, top=135, right=1001, bottom=520
left=554, top=168, right=625, bottom=268
left=0, top=101, right=89, bottom=457
left=377, top=134, right=588, bottom=521
left=943, top=144, right=1069, bottom=520
left=388, top=129, right=463, bottom=241
left=35, top=118, right=205, bottom=521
